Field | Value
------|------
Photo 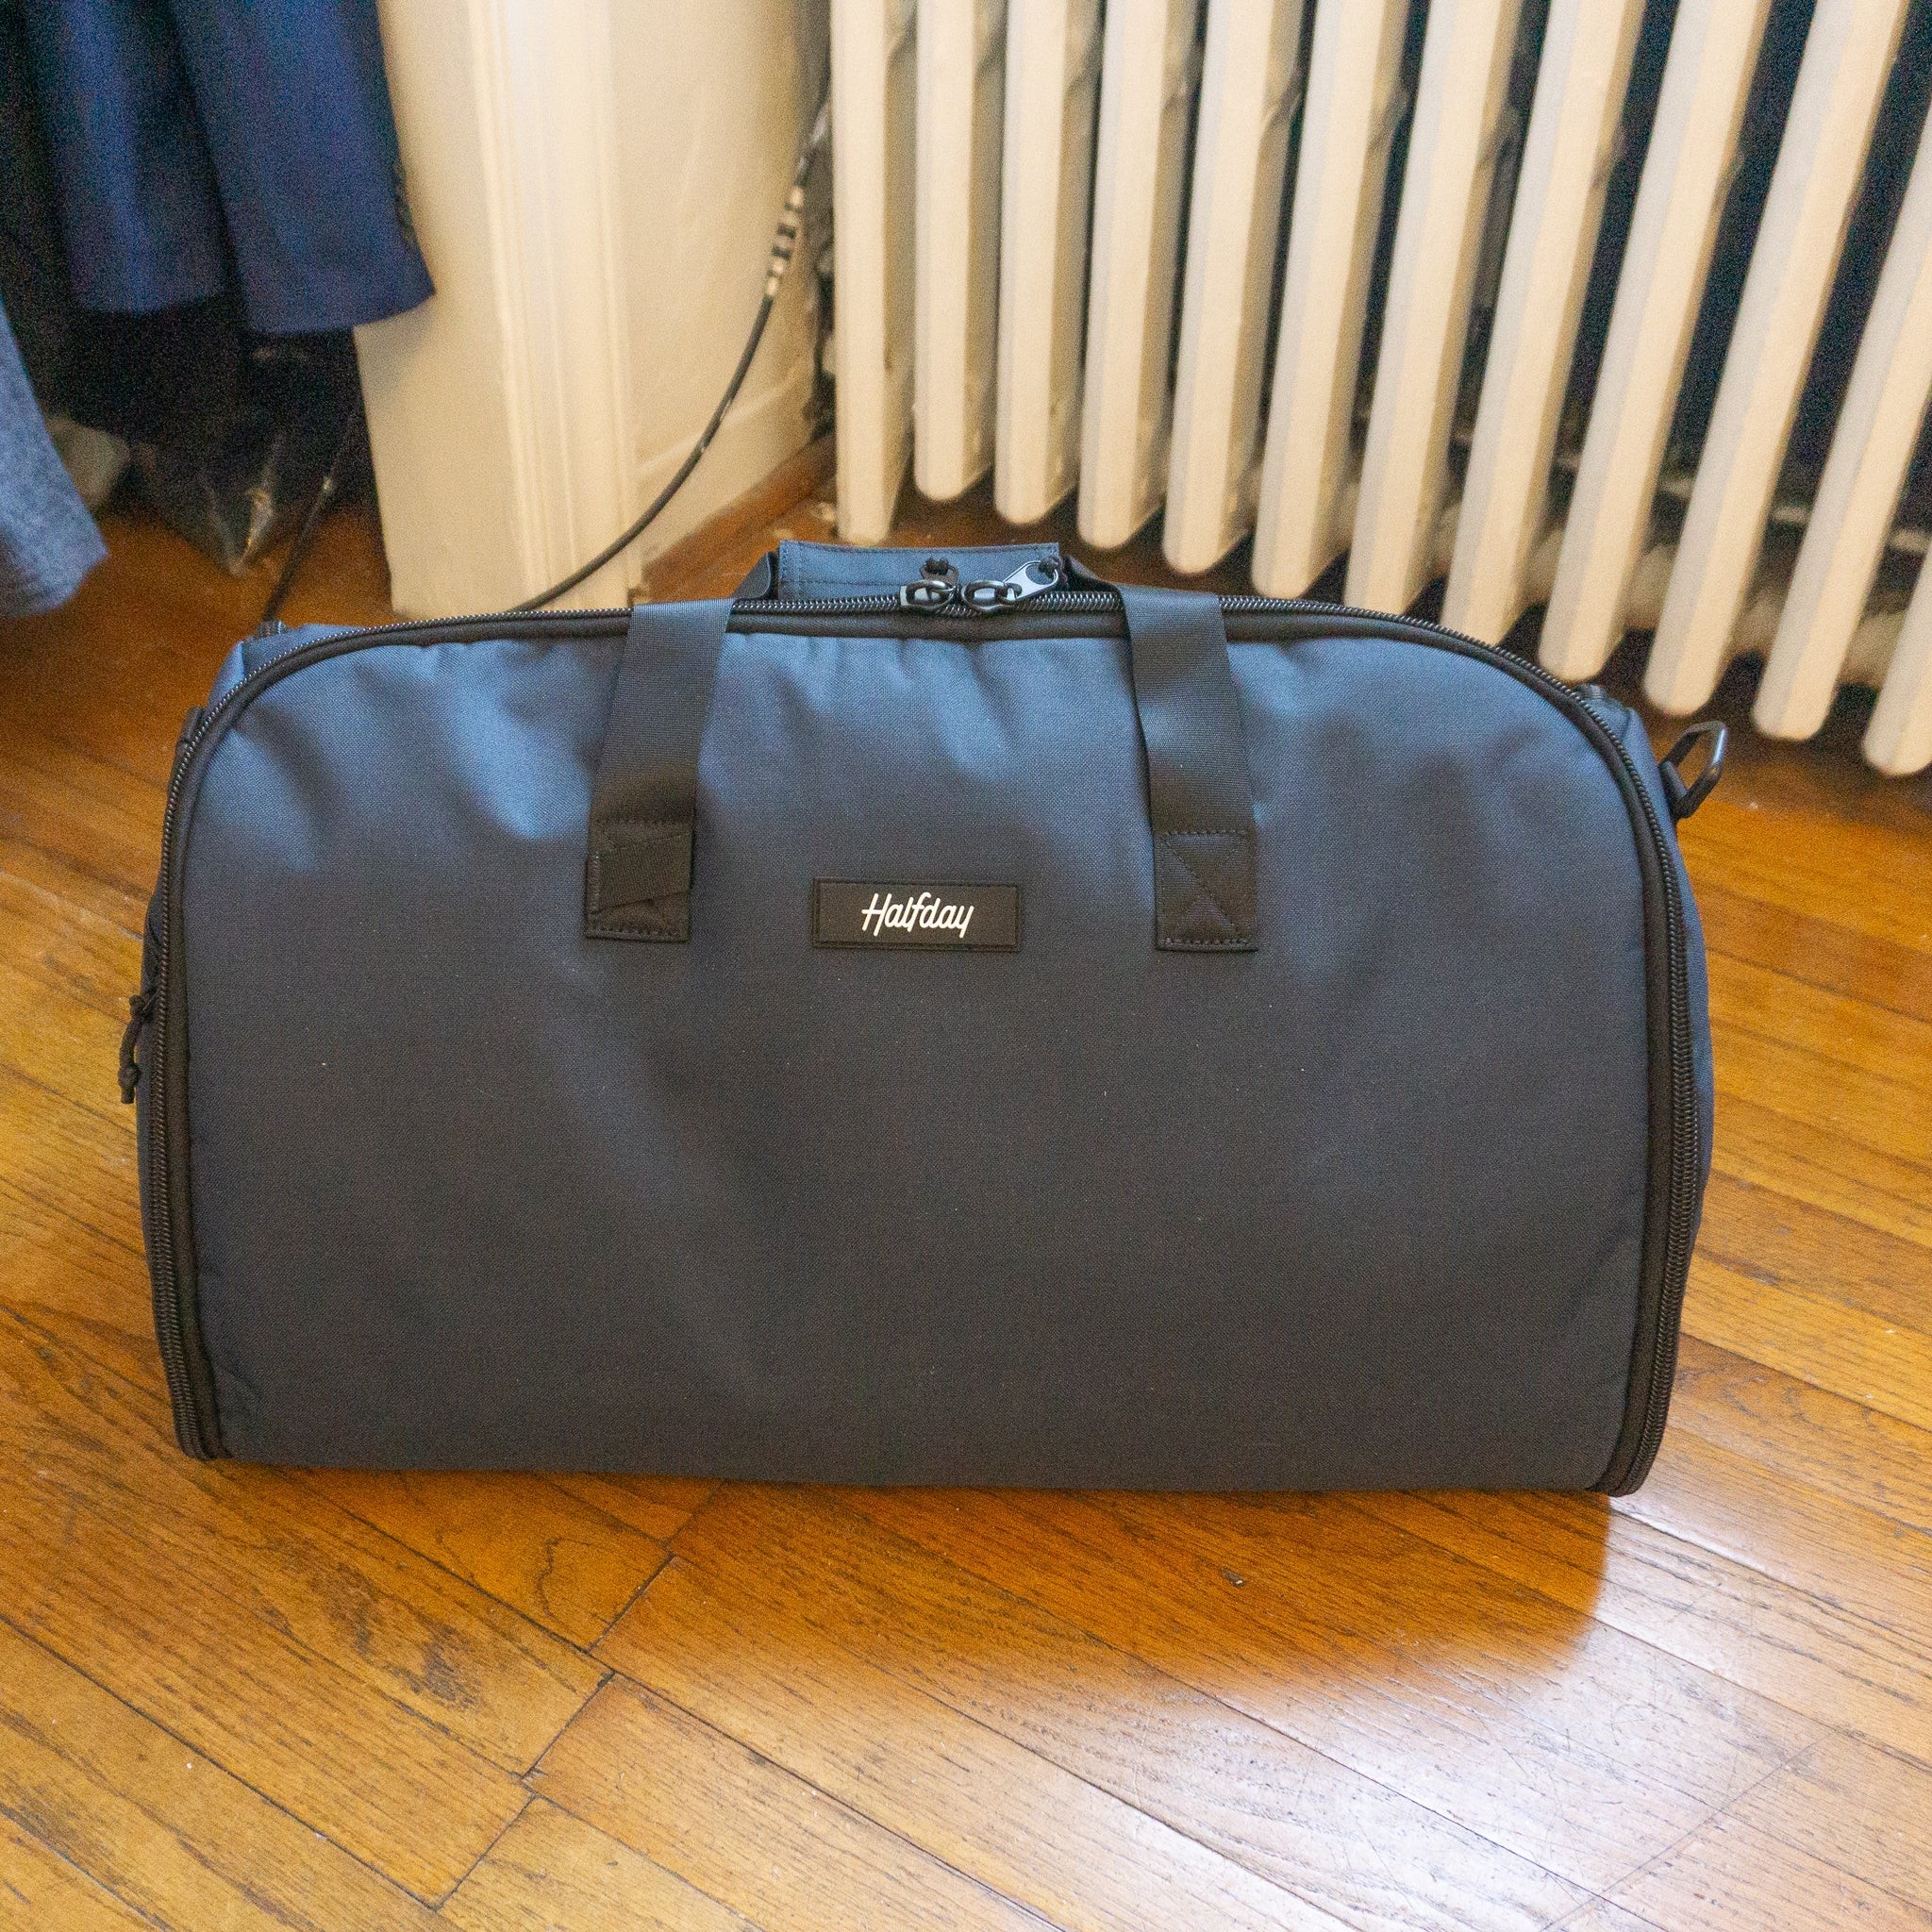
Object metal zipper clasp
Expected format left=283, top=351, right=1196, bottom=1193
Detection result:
left=899, top=556, right=1064, bottom=615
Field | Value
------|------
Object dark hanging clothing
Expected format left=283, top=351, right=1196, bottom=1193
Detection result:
left=23, top=0, right=432, bottom=333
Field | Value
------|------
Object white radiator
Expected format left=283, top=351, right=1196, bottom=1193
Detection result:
left=828, top=0, right=1932, bottom=774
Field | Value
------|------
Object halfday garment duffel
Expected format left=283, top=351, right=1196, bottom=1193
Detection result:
left=123, top=541, right=1723, bottom=1491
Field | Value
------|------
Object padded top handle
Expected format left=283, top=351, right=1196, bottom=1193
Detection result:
left=585, top=581, right=1257, bottom=953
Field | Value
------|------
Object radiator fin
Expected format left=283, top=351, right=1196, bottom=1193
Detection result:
left=996, top=0, right=1104, bottom=522
left=914, top=0, right=1007, bottom=499
left=829, top=0, right=917, bottom=541
left=833, top=0, right=1932, bottom=772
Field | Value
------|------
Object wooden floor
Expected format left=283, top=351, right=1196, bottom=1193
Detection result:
left=3, top=486, right=1931, bottom=1931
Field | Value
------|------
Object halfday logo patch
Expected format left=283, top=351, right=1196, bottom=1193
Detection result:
left=811, top=881, right=1021, bottom=951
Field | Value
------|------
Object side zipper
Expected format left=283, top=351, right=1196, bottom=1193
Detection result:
left=135, top=591, right=1701, bottom=1473
left=134, top=622, right=631, bottom=1456
left=1578, top=688, right=1699, bottom=1493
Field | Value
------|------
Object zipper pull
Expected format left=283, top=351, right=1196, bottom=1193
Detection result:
left=899, top=558, right=959, bottom=612
left=118, top=988, right=154, bottom=1104
left=959, top=556, right=1063, bottom=612
left=897, top=555, right=1065, bottom=615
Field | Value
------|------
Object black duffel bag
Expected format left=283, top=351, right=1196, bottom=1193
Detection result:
left=125, top=541, right=1722, bottom=1491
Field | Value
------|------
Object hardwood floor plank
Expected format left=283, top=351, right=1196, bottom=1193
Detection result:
left=1622, top=1426, right=1932, bottom=1661
left=2, top=1307, right=604, bottom=1769
left=657, top=1484, right=1591, bottom=1932
left=1358, top=1486, right=1932, bottom=1764
left=0, top=1328, right=532, bottom=1896
left=301, top=1468, right=670, bottom=1646
left=0, top=966, right=128, bottom=1139
left=0, top=1585, right=516, bottom=1908
left=1710, top=1100, right=1932, bottom=1249
left=547, top=1474, right=718, bottom=1544
left=0, top=719, right=167, bottom=900
left=1693, top=1172, right=1932, bottom=1341
left=0, top=917, right=252, bottom=1393
left=1607, top=1811, right=1932, bottom=1932
left=1724, top=1735, right=1932, bottom=1913
left=1711, top=1016, right=1932, bottom=1170
left=0, top=832, right=146, bottom=958
left=1548, top=1907, right=1657, bottom=1932
left=1706, top=952, right=1932, bottom=1103
left=1666, top=1337, right=1932, bottom=1537
left=1683, top=1259, right=1932, bottom=1432
left=0, top=1087, right=169, bottom=1395
left=0, top=1041, right=120, bottom=1174
left=599, top=1553, right=1347, bottom=1932
left=0, top=508, right=391, bottom=754
left=0, top=633, right=206, bottom=791
left=0, top=1815, right=153, bottom=1932
left=0, top=1620, right=439, bottom=1930
left=849, top=1489, right=1816, bottom=1893
left=1659, top=702, right=1930, bottom=834
left=1694, top=879, right=1932, bottom=1027
left=0, top=861, right=142, bottom=1021
left=441, top=1799, right=762, bottom=1932
left=0, top=1217, right=158, bottom=1396
left=1681, top=797, right=1932, bottom=956
left=533, top=1677, right=1051, bottom=1932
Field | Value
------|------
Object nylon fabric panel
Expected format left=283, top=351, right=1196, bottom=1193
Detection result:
left=179, top=627, right=1651, bottom=1487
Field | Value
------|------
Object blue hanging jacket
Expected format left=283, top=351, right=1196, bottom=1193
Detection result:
left=25, top=0, right=431, bottom=332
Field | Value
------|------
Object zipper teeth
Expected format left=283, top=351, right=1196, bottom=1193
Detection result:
left=147, top=737, right=204, bottom=1447
left=143, top=591, right=1698, bottom=1470
left=741, top=590, right=1365, bottom=621
left=224, top=587, right=1449, bottom=629
left=1597, top=708, right=1697, bottom=1485
left=146, top=629, right=325, bottom=1451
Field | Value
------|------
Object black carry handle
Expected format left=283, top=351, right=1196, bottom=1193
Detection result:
left=1116, top=585, right=1258, bottom=949
left=584, top=581, right=1258, bottom=951
left=584, top=597, right=730, bottom=941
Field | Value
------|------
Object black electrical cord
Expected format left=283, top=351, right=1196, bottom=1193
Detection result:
left=513, top=91, right=830, bottom=612
left=258, top=392, right=365, bottom=627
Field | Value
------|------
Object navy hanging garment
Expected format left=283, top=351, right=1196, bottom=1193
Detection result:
left=24, top=0, right=431, bottom=331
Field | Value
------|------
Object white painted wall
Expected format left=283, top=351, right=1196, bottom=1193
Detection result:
left=357, top=0, right=827, bottom=616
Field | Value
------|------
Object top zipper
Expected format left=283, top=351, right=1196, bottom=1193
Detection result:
left=133, top=580, right=1699, bottom=1484
left=205, top=573, right=1468, bottom=637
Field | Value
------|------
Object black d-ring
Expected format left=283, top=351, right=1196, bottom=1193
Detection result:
left=1658, top=721, right=1727, bottom=822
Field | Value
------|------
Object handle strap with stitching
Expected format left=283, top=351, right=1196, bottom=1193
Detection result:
left=1118, top=585, right=1259, bottom=952
left=584, top=598, right=731, bottom=941
left=584, top=582, right=1258, bottom=952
